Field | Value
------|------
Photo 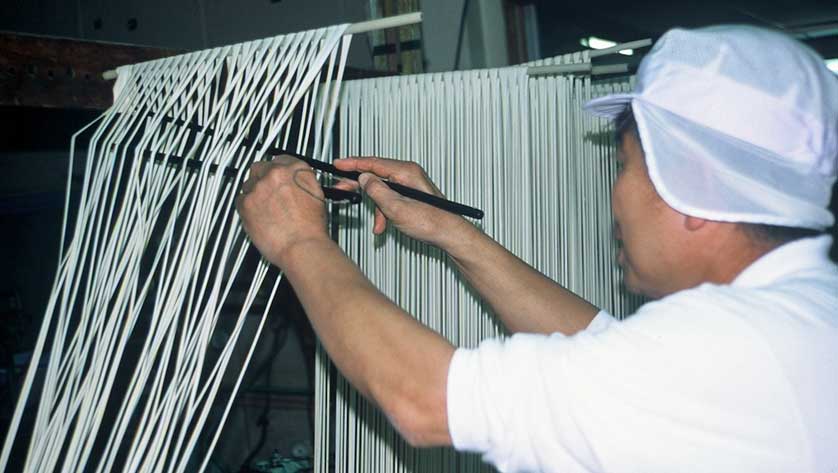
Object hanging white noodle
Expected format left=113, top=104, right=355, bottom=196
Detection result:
left=1, top=25, right=352, bottom=473
left=321, top=54, right=642, bottom=473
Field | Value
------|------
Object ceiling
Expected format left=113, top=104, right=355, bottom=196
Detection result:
left=530, top=0, right=838, bottom=60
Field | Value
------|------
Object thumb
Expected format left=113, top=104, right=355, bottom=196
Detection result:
left=359, top=173, right=409, bottom=235
left=359, top=172, right=402, bottom=214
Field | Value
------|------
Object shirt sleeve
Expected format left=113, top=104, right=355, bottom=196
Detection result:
left=446, top=311, right=619, bottom=472
left=447, top=329, right=611, bottom=472
left=445, top=293, right=799, bottom=473
left=446, top=310, right=615, bottom=458
left=585, top=309, right=616, bottom=334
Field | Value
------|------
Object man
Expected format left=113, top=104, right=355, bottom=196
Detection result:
left=236, top=25, right=838, bottom=472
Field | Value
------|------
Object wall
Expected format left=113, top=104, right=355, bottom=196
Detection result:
left=0, top=0, right=510, bottom=73
left=422, top=0, right=509, bottom=72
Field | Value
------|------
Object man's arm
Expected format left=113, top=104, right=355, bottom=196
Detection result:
left=444, top=219, right=600, bottom=335
left=333, top=157, right=599, bottom=335
left=236, top=156, right=453, bottom=447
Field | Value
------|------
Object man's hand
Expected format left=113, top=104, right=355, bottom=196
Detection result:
left=333, top=157, right=470, bottom=248
left=236, top=155, right=332, bottom=268
left=235, top=155, right=456, bottom=447
left=336, top=156, right=598, bottom=336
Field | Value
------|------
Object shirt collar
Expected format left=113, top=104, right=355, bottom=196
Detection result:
left=733, top=235, right=834, bottom=288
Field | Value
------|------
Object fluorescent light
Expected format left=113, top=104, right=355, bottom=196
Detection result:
left=826, top=59, right=838, bottom=74
left=587, top=36, right=616, bottom=49
left=580, top=36, right=633, bottom=55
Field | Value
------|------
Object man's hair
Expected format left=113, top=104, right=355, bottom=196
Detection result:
left=612, top=106, right=823, bottom=246
left=739, top=224, right=821, bottom=246
left=614, top=106, right=638, bottom=145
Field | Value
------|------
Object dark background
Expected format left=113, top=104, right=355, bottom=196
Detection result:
left=1, top=0, right=837, bottom=471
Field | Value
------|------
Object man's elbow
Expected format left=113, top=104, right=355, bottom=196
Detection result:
left=368, top=375, right=452, bottom=448
left=386, top=397, right=452, bottom=448
left=365, top=339, right=456, bottom=448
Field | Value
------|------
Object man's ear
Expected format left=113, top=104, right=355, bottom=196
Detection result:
left=684, top=215, right=708, bottom=232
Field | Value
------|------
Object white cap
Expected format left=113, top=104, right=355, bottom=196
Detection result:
left=585, top=25, right=838, bottom=230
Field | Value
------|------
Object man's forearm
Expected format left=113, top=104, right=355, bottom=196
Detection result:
left=279, top=238, right=454, bottom=446
left=442, top=220, right=599, bottom=335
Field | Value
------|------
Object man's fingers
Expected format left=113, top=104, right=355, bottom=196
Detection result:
left=373, top=207, right=387, bottom=235
left=338, top=157, right=445, bottom=197
left=240, top=161, right=271, bottom=194
left=292, top=167, right=318, bottom=187
left=334, top=157, right=396, bottom=179
left=249, top=161, right=272, bottom=179
left=332, top=178, right=360, bottom=192
left=240, top=177, right=257, bottom=194
left=357, top=173, right=391, bottom=235
left=241, top=157, right=319, bottom=197
left=271, top=154, right=299, bottom=166
left=334, top=157, right=431, bottom=190
left=359, top=172, right=403, bottom=210
left=291, top=169, right=326, bottom=202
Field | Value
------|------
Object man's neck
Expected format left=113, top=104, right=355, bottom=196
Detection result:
left=701, top=232, right=783, bottom=287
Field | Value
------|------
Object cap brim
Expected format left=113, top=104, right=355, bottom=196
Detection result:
left=583, top=93, right=636, bottom=119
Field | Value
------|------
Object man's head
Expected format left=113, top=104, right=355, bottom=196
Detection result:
left=611, top=106, right=824, bottom=297
left=585, top=25, right=838, bottom=298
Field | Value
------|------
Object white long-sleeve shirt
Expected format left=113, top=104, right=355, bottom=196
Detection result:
left=447, top=236, right=838, bottom=473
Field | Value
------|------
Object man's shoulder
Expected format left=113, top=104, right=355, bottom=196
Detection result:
left=610, top=273, right=836, bottom=367
left=634, top=261, right=837, bottom=325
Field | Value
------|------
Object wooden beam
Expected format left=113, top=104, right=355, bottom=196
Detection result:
left=0, top=32, right=394, bottom=111
left=0, top=32, right=178, bottom=110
